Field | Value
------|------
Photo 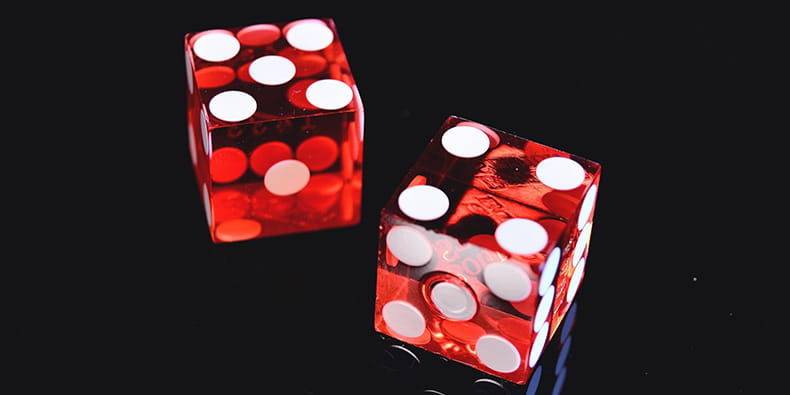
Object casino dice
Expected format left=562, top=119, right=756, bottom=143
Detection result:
left=373, top=116, right=600, bottom=384
left=184, top=18, right=363, bottom=243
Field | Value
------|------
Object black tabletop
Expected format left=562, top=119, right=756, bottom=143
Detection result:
left=12, top=2, right=785, bottom=394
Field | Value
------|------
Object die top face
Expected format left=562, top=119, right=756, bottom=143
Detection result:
left=185, top=18, right=361, bottom=127
left=383, top=116, right=601, bottom=245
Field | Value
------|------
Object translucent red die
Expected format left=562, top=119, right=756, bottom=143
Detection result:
left=185, top=19, right=363, bottom=242
left=373, top=116, right=600, bottom=384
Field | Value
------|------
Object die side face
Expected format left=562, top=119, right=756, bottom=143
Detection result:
left=184, top=19, right=364, bottom=242
left=374, top=116, right=600, bottom=384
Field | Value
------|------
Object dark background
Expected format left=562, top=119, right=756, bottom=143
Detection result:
left=13, top=2, right=785, bottom=394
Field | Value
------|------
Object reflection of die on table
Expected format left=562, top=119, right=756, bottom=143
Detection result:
left=375, top=302, right=581, bottom=394
left=184, top=18, right=363, bottom=243
left=374, top=116, right=600, bottom=384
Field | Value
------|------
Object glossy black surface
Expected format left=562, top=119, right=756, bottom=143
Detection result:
left=15, top=3, right=784, bottom=394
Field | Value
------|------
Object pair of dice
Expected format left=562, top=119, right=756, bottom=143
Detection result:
left=184, top=18, right=601, bottom=385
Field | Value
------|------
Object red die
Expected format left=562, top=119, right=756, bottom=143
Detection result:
left=184, top=19, right=363, bottom=243
left=373, top=116, right=600, bottom=384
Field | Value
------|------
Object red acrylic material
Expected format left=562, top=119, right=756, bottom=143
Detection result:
left=184, top=18, right=363, bottom=243
left=374, top=116, right=600, bottom=384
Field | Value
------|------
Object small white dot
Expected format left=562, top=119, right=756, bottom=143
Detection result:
left=192, top=30, right=240, bottom=62
left=208, top=90, right=257, bottom=122
left=441, top=125, right=490, bottom=158
left=566, top=257, right=586, bottom=303
left=248, top=55, right=296, bottom=86
left=187, top=123, right=197, bottom=166
left=386, top=226, right=433, bottom=267
left=397, top=185, right=450, bottom=221
left=495, top=218, right=549, bottom=255
left=476, top=335, right=521, bottom=373
left=483, top=261, right=532, bottom=302
left=572, top=222, right=592, bottom=267
left=382, top=300, right=426, bottom=338
left=539, top=247, right=561, bottom=297
left=305, top=79, right=353, bottom=110
left=536, top=157, right=585, bottom=191
left=285, top=19, right=334, bottom=51
left=355, top=90, right=365, bottom=141
left=263, top=159, right=310, bottom=196
left=577, top=184, right=598, bottom=230
left=533, top=285, right=554, bottom=333
left=528, top=321, right=549, bottom=368
left=430, top=282, right=477, bottom=321
left=202, top=183, right=212, bottom=225
left=200, top=110, right=211, bottom=156
left=185, top=52, right=194, bottom=93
